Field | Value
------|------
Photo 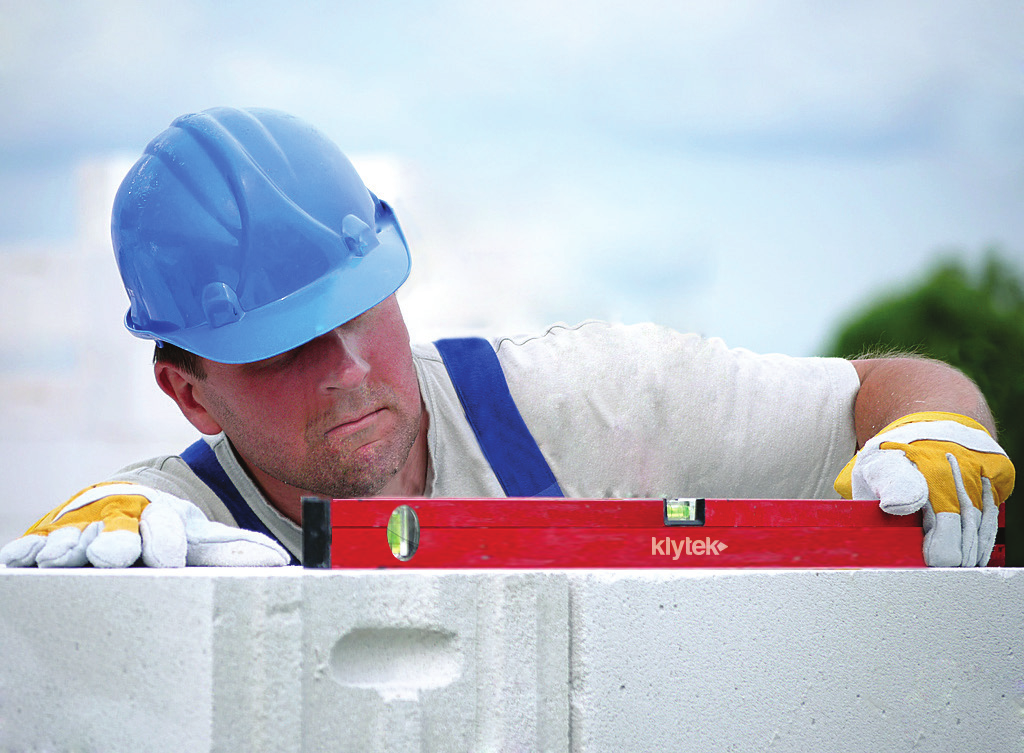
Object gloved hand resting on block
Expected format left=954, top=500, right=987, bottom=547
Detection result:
left=835, top=411, right=1015, bottom=567
left=0, top=482, right=291, bottom=568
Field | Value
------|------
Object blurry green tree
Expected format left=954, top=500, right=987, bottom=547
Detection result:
left=823, top=250, right=1024, bottom=565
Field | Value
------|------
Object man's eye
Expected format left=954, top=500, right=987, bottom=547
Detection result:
left=253, top=350, right=297, bottom=371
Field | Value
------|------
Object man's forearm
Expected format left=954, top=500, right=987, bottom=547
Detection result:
left=850, top=357, right=996, bottom=448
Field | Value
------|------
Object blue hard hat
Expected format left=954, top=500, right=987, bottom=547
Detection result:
left=112, top=107, right=411, bottom=364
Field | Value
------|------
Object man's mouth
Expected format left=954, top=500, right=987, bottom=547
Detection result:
left=327, top=408, right=385, bottom=438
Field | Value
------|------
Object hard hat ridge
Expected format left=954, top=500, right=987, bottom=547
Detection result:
left=112, top=107, right=411, bottom=364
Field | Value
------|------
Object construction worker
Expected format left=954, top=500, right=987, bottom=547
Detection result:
left=0, top=108, right=1013, bottom=569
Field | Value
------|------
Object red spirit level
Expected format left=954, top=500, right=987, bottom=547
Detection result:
left=302, top=497, right=1006, bottom=569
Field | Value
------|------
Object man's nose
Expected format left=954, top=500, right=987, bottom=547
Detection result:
left=318, top=328, right=370, bottom=390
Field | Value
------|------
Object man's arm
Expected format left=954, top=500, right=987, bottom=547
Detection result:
left=851, top=357, right=996, bottom=447
left=841, top=356, right=1013, bottom=567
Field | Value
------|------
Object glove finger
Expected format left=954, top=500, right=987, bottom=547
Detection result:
left=140, top=501, right=187, bottom=568
left=179, top=504, right=291, bottom=566
left=131, top=492, right=289, bottom=567
left=834, top=454, right=856, bottom=498
left=186, top=536, right=291, bottom=567
left=922, top=511, right=963, bottom=567
left=976, top=478, right=999, bottom=567
left=854, top=447, right=929, bottom=515
left=37, top=523, right=102, bottom=568
left=0, top=534, right=47, bottom=567
left=947, top=453, right=980, bottom=567
left=85, top=529, right=142, bottom=568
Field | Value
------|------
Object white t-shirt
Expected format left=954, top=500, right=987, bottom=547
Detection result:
left=111, top=321, right=862, bottom=560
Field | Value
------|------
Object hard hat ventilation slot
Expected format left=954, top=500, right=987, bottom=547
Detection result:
left=202, top=282, right=244, bottom=328
left=341, top=214, right=380, bottom=258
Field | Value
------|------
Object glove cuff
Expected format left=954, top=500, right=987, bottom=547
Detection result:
left=876, top=411, right=990, bottom=438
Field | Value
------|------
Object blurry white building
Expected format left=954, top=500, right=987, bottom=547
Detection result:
left=0, top=159, right=197, bottom=545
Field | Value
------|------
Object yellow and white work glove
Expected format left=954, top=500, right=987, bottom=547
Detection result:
left=0, top=482, right=291, bottom=568
left=835, top=411, right=1015, bottom=567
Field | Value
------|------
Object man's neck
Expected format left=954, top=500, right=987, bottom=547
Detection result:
left=243, top=408, right=430, bottom=525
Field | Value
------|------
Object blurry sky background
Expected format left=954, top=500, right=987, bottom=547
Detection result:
left=1, top=0, right=1023, bottom=538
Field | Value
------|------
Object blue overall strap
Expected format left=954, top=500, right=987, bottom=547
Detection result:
left=434, top=337, right=564, bottom=498
left=180, top=439, right=299, bottom=564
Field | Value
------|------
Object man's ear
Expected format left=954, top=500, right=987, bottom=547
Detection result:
left=154, top=362, right=224, bottom=436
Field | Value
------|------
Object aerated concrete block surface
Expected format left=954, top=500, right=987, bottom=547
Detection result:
left=1, top=568, right=1021, bottom=752
left=300, top=570, right=569, bottom=752
left=0, top=568, right=569, bottom=753
left=568, top=569, right=1024, bottom=752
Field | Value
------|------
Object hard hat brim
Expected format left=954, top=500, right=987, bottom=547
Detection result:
left=126, top=221, right=411, bottom=365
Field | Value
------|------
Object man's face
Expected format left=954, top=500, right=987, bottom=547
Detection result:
left=189, top=295, right=423, bottom=499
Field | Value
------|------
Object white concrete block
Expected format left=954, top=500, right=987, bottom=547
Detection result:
left=567, top=569, right=1024, bottom=753
left=0, top=568, right=570, bottom=753
left=209, top=571, right=304, bottom=752
left=0, top=569, right=217, bottom=753
left=1, top=568, right=1021, bottom=752
left=300, top=570, right=569, bottom=753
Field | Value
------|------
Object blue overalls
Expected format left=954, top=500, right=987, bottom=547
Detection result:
left=179, top=338, right=563, bottom=563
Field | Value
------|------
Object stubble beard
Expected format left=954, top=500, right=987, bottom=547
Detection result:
left=222, top=386, right=422, bottom=500
left=298, top=403, right=421, bottom=498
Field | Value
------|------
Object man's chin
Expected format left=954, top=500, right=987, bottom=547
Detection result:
left=308, top=410, right=420, bottom=499
left=307, top=448, right=405, bottom=499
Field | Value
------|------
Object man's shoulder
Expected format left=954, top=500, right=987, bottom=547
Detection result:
left=411, top=321, right=735, bottom=394
left=412, top=320, right=706, bottom=359
left=493, top=319, right=670, bottom=342
left=493, top=320, right=722, bottom=373
left=105, top=435, right=245, bottom=525
left=109, top=442, right=211, bottom=499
